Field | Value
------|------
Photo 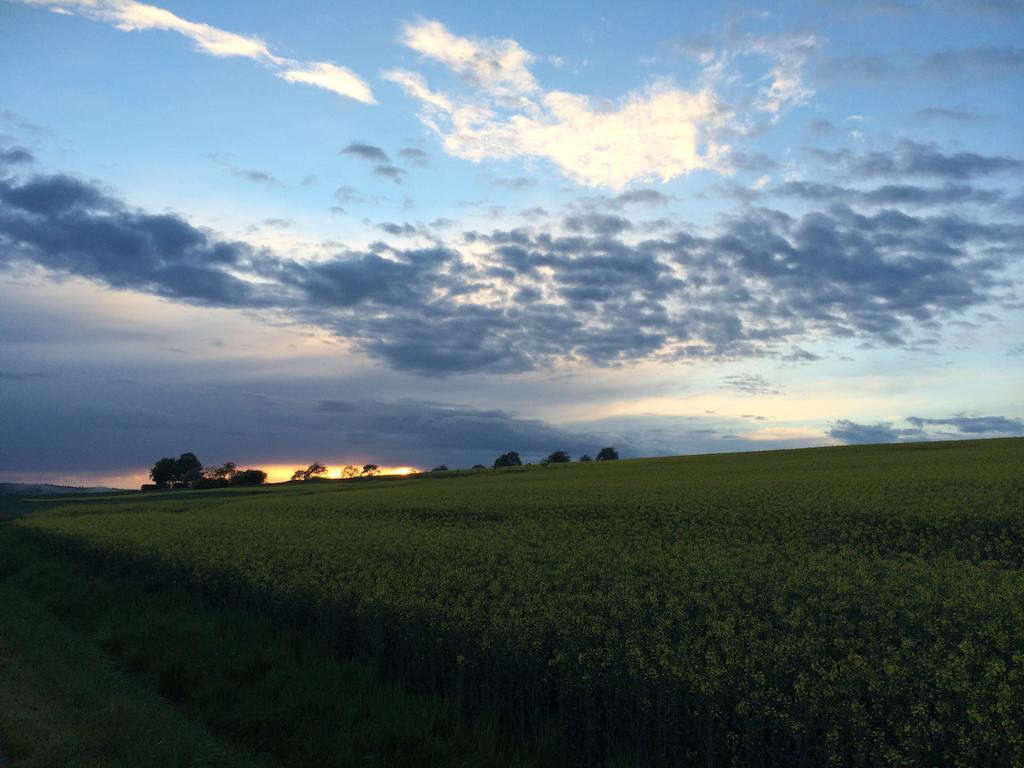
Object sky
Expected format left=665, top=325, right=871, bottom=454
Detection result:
left=0, top=0, right=1022, bottom=487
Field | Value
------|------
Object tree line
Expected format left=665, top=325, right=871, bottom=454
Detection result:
left=147, top=453, right=266, bottom=490
left=148, top=446, right=620, bottom=490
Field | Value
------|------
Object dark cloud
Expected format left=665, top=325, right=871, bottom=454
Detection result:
left=373, top=164, right=407, bottom=184
left=2, top=157, right=1020, bottom=377
left=905, top=414, right=1024, bottom=434
left=818, top=45, right=1024, bottom=82
left=727, top=151, right=780, bottom=174
left=813, top=139, right=1023, bottom=180
left=827, top=419, right=902, bottom=443
left=919, top=46, right=1024, bottom=77
left=721, top=374, right=782, bottom=396
left=563, top=213, right=633, bottom=236
left=782, top=346, right=822, bottom=362
left=491, top=177, right=536, bottom=191
left=0, top=170, right=276, bottom=308
left=829, top=413, right=1024, bottom=444
left=0, top=371, right=52, bottom=381
left=770, top=179, right=1004, bottom=207
left=341, top=142, right=390, bottom=163
left=334, top=185, right=363, bottom=204
left=0, top=146, right=34, bottom=165
left=808, top=118, right=838, bottom=136
left=228, top=168, right=284, bottom=187
left=612, top=188, right=671, bottom=207
left=398, top=147, right=430, bottom=166
left=376, top=221, right=419, bottom=237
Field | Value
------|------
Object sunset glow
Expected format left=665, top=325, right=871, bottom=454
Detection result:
left=1, top=0, right=1021, bottom=488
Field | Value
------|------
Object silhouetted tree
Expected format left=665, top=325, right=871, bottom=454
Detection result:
left=580, top=454, right=593, bottom=462
left=545, top=450, right=571, bottom=464
left=493, top=451, right=522, bottom=468
left=149, top=457, right=178, bottom=488
left=149, top=452, right=203, bottom=488
left=596, top=446, right=619, bottom=461
left=231, top=469, right=267, bottom=486
left=432, top=464, right=449, bottom=472
left=292, top=462, right=328, bottom=481
left=341, top=465, right=361, bottom=479
left=207, top=462, right=237, bottom=480
left=176, top=452, right=203, bottom=483
left=361, top=464, right=380, bottom=477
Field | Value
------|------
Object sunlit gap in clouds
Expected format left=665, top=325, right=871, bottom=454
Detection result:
left=263, top=464, right=422, bottom=483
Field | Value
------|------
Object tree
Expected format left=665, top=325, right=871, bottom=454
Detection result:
left=207, top=462, right=237, bottom=480
left=149, top=452, right=203, bottom=488
left=472, top=464, right=486, bottom=470
left=596, top=446, right=619, bottom=461
left=493, top=451, right=522, bottom=468
left=431, top=464, right=449, bottom=472
left=149, top=457, right=178, bottom=488
left=231, top=468, right=267, bottom=486
left=341, top=465, right=361, bottom=479
left=361, top=464, right=380, bottom=477
left=176, top=452, right=203, bottom=483
left=580, top=454, right=593, bottom=462
left=545, top=450, right=571, bottom=464
left=291, top=462, right=328, bottom=481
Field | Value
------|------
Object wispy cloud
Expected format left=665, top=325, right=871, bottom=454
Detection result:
left=384, top=19, right=745, bottom=189
left=19, top=0, right=375, bottom=103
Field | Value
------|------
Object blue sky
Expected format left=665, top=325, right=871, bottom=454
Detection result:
left=1, top=0, right=1022, bottom=485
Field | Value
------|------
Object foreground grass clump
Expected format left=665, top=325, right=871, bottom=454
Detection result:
left=16, top=438, right=1024, bottom=766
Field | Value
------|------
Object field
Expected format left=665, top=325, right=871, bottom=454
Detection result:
left=3, top=438, right=1023, bottom=766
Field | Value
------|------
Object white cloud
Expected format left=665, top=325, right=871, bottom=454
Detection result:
left=398, top=18, right=538, bottom=96
left=277, top=62, right=376, bottom=104
left=20, top=0, right=375, bottom=104
left=387, top=19, right=737, bottom=189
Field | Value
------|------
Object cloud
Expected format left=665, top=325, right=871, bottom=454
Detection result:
left=827, top=419, right=902, bottom=443
left=829, top=414, right=1024, bottom=444
left=19, top=0, right=375, bottom=103
left=813, top=139, right=1023, bottom=180
left=3, top=155, right=1021, bottom=376
left=721, top=374, right=782, bottom=396
left=373, top=164, right=407, bottom=184
left=767, top=179, right=1004, bottom=208
left=341, top=142, right=390, bottom=163
left=396, top=17, right=538, bottom=96
left=227, top=167, right=284, bottom=187
left=913, top=108, right=980, bottom=123
left=276, top=62, right=375, bottom=104
left=491, top=177, right=536, bottom=191
left=819, top=45, right=1024, bottom=83
left=376, top=221, right=419, bottom=237
left=919, top=46, right=1024, bottom=77
left=398, top=147, right=431, bottom=166
left=562, top=213, right=632, bottom=236
left=384, top=19, right=752, bottom=189
left=0, top=146, right=34, bottom=165
left=905, top=414, right=1024, bottom=434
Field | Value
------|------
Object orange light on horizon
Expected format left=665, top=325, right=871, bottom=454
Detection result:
left=261, top=464, right=423, bottom=483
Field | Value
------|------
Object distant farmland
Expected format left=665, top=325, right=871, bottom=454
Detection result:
left=4, top=438, right=1023, bottom=766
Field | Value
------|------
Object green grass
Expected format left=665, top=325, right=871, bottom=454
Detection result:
left=6, top=438, right=1024, bottom=766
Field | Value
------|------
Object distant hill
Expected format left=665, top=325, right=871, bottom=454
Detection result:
left=0, top=482, right=124, bottom=496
